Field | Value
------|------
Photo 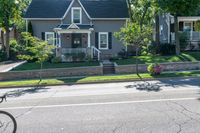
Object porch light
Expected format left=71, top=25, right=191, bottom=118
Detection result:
left=82, top=35, right=86, bottom=39
left=67, top=35, right=70, bottom=40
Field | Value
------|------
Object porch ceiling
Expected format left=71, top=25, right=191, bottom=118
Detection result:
left=178, top=16, right=200, bottom=22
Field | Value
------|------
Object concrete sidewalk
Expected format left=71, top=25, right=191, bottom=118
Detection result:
left=0, top=61, right=25, bottom=72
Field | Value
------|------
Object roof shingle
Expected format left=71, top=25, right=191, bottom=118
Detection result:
left=24, top=0, right=129, bottom=19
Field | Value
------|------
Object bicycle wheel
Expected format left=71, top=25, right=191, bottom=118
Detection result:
left=0, top=110, right=17, bottom=133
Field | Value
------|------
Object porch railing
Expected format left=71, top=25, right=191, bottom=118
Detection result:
left=61, top=46, right=101, bottom=61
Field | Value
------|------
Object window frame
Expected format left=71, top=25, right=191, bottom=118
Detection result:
left=45, top=32, right=55, bottom=45
left=98, top=32, right=109, bottom=50
left=71, top=7, right=82, bottom=24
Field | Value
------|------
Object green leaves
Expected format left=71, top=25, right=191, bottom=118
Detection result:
left=158, top=0, right=200, bottom=16
left=17, top=32, right=55, bottom=64
left=115, top=22, right=152, bottom=46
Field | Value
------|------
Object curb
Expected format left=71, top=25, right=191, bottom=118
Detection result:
left=0, top=75, right=199, bottom=90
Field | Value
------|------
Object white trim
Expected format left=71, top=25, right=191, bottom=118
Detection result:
left=57, top=29, right=91, bottom=34
left=45, top=32, right=55, bottom=45
left=62, top=0, right=75, bottom=20
left=71, top=7, right=82, bottom=24
left=99, top=32, right=109, bottom=50
left=91, top=18, right=129, bottom=20
left=24, top=18, right=128, bottom=21
left=178, top=16, right=200, bottom=22
left=88, top=32, right=91, bottom=47
left=26, top=20, right=28, bottom=32
left=77, top=0, right=91, bottom=19
left=67, top=23, right=80, bottom=29
left=24, top=18, right=62, bottom=20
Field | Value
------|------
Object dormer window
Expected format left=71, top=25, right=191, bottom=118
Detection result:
left=72, top=7, right=82, bottom=24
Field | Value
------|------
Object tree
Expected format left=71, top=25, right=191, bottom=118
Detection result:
left=0, top=0, right=31, bottom=59
left=158, top=0, right=200, bottom=55
left=115, top=0, right=155, bottom=76
left=115, top=23, right=152, bottom=76
left=0, top=0, right=20, bottom=59
left=18, top=32, right=55, bottom=81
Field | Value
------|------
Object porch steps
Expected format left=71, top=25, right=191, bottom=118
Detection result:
left=102, top=60, right=115, bottom=74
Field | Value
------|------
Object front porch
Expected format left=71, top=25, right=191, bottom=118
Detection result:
left=54, top=24, right=101, bottom=61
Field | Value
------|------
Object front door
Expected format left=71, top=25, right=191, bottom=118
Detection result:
left=72, top=34, right=82, bottom=48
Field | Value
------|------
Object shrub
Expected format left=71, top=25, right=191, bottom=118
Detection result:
left=147, top=42, right=158, bottom=55
left=159, top=43, right=176, bottom=55
left=118, top=49, right=128, bottom=59
left=179, top=32, right=189, bottom=51
left=147, top=63, right=163, bottom=75
left=0, top=49, right=7, bottom=62
left=77, top=52, right=86, bottom=61
left=10, top=39, right=20, bottom=60
left=51, top=56, right=62, bottom=63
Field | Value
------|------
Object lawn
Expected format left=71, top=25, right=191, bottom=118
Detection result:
left=0, top=70, right=200, bottom=88
left=115, top=52, right=200, bottom=65
left=12, top=61, right=100, bottom=71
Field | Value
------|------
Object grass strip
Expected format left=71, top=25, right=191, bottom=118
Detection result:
left=0, top=71, right=200, bottom=88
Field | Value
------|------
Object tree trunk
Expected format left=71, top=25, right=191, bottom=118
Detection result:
left=174, top=15, right=180, bottom=55
left=1, top=30, right=5, bottom=50
left=155, top=14, right=160, bottom=52
left=39, top=62, right=43, bottom=82
left=135, top=46, right=139, bottom=75
left=5, top=26, right=10, bottom=59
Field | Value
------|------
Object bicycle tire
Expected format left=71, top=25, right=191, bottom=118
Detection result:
left=0, top=110, right=17, bottom=133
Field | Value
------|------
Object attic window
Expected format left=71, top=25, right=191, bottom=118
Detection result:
left=72, top=7, right=82, bottom=24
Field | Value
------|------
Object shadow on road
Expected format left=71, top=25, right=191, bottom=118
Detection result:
left=5, top=86, right=50, bottom=98
left=157, top=78, right=200, bottom=88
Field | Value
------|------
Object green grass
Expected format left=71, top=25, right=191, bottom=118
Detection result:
left=0, top=70, right=200, bottom=88
left=115, top=51, right=200, bottom=65
left=12, top=61, right=100, bottom=71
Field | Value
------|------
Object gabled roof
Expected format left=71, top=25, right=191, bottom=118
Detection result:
left=80, top=0, right=129, bottom=18
left=24, top=0, right=129, bottom=19
left=25, top=0, right=71, bottom=19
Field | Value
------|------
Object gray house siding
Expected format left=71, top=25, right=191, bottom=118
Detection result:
left=31, top=20, right=61, bottom=38
left=91, top=20, right=126, bottom=57
left=27, top=0, right=128, bottom=59
left=62, top=0, right=90, bottom=24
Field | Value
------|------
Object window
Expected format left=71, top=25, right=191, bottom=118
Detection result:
left=184, top=22, right=192, bottom=31
left=72, top=7, right=82, bottom=24
left=99, top=32, right=108, bottom=50
left=45, top=32, right=55, bottom=45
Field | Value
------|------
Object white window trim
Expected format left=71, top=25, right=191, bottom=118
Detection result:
left=99, top=32, right=109, bottom=50
left=71, top=7, right=82, bottom=24
left=45, top=32, right=55, bottom=45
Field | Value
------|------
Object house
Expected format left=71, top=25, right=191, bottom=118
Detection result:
left=158, top=13, right=200, bottom=50
left=24, top=0, right=129, bottom=61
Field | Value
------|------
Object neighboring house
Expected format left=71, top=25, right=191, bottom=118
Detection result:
left=158, top=13, right=200, bottom=50
left=0, top=28, right=15, bottom=49
left=24, top=0, right=129, bottom=61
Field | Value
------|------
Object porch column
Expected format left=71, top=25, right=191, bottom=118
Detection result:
left=88, top=32, right=91, bottom=47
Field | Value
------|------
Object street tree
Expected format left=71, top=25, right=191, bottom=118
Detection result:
left=115, top=0, right=155, bottom=76
left=18, top=32, right=55, bottom=81
left=158, top=0, right=200, bottom=55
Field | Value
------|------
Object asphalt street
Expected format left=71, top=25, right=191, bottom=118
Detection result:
left=0, top=77, right=200, bottom=133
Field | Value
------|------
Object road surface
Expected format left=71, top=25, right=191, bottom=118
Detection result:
left=0, top=78, right=200, bottom=133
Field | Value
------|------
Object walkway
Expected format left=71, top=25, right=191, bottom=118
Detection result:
left=0, top=61, right=25, bottom=72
